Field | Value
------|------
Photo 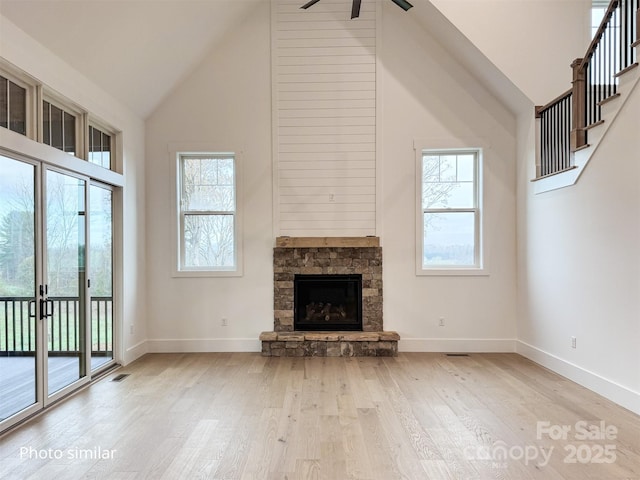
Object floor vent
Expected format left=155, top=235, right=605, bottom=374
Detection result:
left=445, top=353, right=470, bottom=357
left=111, top=374, right=130, bottom=382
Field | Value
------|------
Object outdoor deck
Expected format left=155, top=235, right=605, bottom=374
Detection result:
left=1, top=295, right=114, bottom=421
left=0, top=355, right=112, bottom=421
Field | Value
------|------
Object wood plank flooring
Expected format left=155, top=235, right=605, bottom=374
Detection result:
left=0, top=352, right=639, bottom=479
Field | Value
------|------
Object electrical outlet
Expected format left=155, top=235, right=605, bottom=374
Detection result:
left=439, top=317, right=445, bottom=327
left=221, top=318, right=228, bottom=327
left=129, top=324, right=134, bottom=335
left=571, top=336, right=576, bottom=349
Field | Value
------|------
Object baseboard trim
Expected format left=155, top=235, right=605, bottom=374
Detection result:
left=516, top=340, right=640, bottom=415
left=146, top=338, right=261, bottom=353
left=122, top=340, right=148, bottom=365
left=399, top=338, right=516, bottom=352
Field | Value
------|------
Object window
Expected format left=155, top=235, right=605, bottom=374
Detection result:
left=419, top=149, right=481, bottom=271
left=2, top=64, right=119, bottom=171
left=0, top=74, right=27, bottom=136
left=43, top=100, right=76, bottom=155
left=177, top=153, right=241, bottom=274
left=88, top=125, right=112, bottom=169
left=591, top=1, right=609, bottom=39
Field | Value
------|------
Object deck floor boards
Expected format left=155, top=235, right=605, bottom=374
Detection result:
left=0, top=355, right=112, bottom=420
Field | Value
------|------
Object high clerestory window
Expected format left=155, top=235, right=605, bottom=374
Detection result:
left=592, top=0, right=610, bottom=39
left=43, top=100, right=77, bottom=155
left=88, top=125, right=112, bottom=170
left=2, top=64, right=119, bottom=171
left=0, top=74, right=27, bottom=136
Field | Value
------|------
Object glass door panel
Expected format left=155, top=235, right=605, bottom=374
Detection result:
left=89, top=185, right=113, bottom=369
left=45, top=170, right=87, bottom=396
left=0, top=155, right=37, bottom=421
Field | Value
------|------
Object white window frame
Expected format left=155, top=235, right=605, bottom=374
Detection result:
left=87, top=118, right=118, bottom=171
left=171, top=147, right=243, bottom=277
left=41, top=94, right=84, bottom=157
left=415, top=146, right=486, bottom=276
left=0, top=61, right=38, bottom=139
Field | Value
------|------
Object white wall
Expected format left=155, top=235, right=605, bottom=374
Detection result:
left=379, top=2, right=518, bottom=350
left=0, top=15, right=147, bottom=365
left=517, top=82, right=640, bottom=413
left=144, top=0, right=520, bottom=352
left=144, top=2, right=273, bottom=351
left=430, top=0, right=591, bottom=104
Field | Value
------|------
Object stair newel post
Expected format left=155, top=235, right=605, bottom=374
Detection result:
left=570, top=58, right=587, bottom=151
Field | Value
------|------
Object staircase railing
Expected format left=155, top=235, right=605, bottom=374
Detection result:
left=536, top=0, right=638, bottom=178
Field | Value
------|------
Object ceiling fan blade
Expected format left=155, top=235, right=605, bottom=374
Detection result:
left=300, top=0, right=322, bottom=9
left=390, top=0, right=413, bottom=11
left=351, top=0, right=362, bottom=19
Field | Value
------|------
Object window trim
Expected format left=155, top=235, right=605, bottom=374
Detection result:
left=170, top=146, right=243, bottom=278
left=0, top=61, right=37, bottom=139
left=415, top=145, right=487, bottom=276
left=87, top=120, right=116, bottom=171
left=41, top=95, right=83, bottom=157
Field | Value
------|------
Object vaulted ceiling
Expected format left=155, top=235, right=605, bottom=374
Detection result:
left=0, top=0, right=263, bottom=118
left=0, top=0, right=529, bottom=120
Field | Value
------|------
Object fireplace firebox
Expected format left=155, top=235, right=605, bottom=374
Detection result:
left=294, top=274, right=362, bottom=331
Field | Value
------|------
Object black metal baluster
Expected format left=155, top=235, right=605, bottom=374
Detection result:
left=97, top=300, right=101, bottom=352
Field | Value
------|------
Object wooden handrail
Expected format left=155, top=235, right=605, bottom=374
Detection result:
left=579, top=0, right=621, bottom=70
left=535, top=88, right=572, bottom=117
left=536, top=0, right=638, bottom=178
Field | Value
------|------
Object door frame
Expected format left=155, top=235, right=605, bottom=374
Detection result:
left=0, top=146, right=121, bottom=432
left=41, top=165, right=92, bottom=406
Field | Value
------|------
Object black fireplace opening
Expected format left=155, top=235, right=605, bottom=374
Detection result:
left=294, top=274, right=362, bottom=331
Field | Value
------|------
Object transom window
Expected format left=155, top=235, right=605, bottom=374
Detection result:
left=0, top=74, right=26, bottom=136
left=88, top=125, right=112, bottom=169
left=43, top=100, right=76, bottom=155
left=420, top=149, right=481, bottom=270
left=178, top=153, right=239, bottom=272
left=1, top=64, right=119, bottom=171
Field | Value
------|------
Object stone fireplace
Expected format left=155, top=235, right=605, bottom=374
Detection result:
left=260, top=237, right=399, bottom=357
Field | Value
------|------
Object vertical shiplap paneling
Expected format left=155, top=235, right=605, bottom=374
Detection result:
left=273, top=0, right=376, bottom=237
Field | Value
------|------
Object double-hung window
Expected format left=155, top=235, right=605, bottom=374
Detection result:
left=177, top=153, right=240, bottom=274
left=419, top=149, right=482, bottom=272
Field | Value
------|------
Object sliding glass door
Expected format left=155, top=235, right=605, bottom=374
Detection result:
left=0, top=153, right=116, bottom=430
left=44, top=169, right=88, bottom=396
left=0, top=155, right=38, bottom=422
left=89, top=184, right=113, bottom=369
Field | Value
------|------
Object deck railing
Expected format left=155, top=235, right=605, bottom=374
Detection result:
left=536, top=0, right=638, bottom=177
left=0, top=296, right=113, bottom=356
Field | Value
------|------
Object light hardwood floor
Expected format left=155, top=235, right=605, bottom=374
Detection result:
left=1, top=353, right=639, bottom=479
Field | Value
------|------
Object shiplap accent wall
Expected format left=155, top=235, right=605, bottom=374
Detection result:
left=272, top=0, right=377, bottom=237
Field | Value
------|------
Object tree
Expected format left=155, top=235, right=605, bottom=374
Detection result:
left=181, top=156, right=236, bottom=267
left=0, top=211, right=35, bottom=296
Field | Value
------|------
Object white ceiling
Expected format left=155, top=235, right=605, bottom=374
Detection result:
left=0, top=0, right=263, bottom=118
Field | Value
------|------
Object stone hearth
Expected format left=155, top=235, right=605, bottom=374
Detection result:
left=260, top=331, right=400, bottom=357
left=261, top=237, right=399, bottom=357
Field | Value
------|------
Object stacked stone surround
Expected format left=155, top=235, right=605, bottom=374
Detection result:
left=259, top=331, right=400, bottom=357
left=262, top=237, right=399, bottom=357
